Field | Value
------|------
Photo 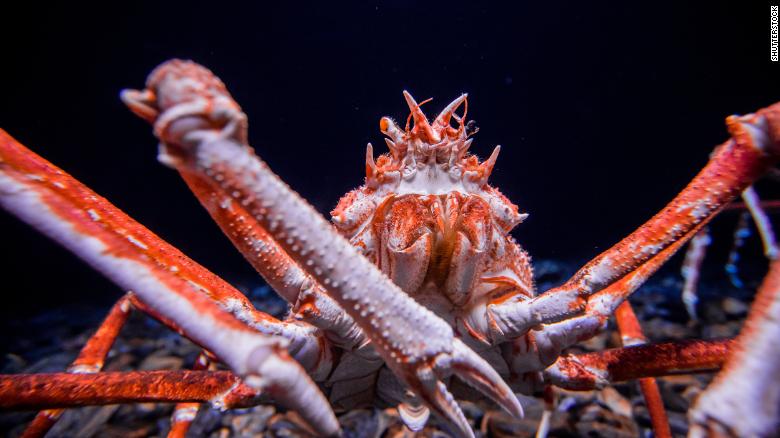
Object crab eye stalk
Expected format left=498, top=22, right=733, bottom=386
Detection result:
left=379, top=116, right=405, bottom=154
left=379, top=116, right=391, bottom=133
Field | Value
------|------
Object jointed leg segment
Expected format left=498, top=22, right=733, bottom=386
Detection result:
left=545, top=339, right=732, bottom=390
left=166, top=351, right=213, bottom=438
left=0, top=371, right=259, bottom=409
left=614, top=301, right=672, bottom=438
left=177, top=170, right=367, bottom=350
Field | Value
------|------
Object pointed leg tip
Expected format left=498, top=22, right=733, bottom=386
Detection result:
left=246, top=345, right=340, bottom=437
left=118, top=88, right=133, bottom=102
left=403, top=90, right=418, bottom=107
left=494, top=388, right=524, bottom=419
left=120, top=88, right=159, bottom=124
left=509, top=394, right=525, bottom=419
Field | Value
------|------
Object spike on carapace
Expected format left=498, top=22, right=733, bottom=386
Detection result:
left=485, top=145, right=500, bottom=169
left=477, top=145, right=501, bottom=184
left=403, top=91, right=438, bottom=143
left=433, top=93, right=468, bottom=133
left=365, top=143, right=377, bottom=187
left=373, top=92, right=507, bottom=193
left=458, top=139, right=474, bottom=159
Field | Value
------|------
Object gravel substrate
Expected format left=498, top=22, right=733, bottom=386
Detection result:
left=0, top=260, right=752, bottom=437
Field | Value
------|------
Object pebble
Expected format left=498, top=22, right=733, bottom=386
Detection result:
left=721, top=296, right=749, bottom=316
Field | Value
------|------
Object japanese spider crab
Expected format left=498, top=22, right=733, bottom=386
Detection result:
left=0, top=59, right=779, bottom=438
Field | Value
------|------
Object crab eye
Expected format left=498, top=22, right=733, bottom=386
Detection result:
left=465, top=120, right=479, bottom=137
left=379, top=117, right=391, bottom=133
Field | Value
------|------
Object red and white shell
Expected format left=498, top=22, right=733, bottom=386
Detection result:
left=331, top=91, right=534, bottom=348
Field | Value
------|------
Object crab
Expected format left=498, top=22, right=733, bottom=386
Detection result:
left=0, top=59, right=779, bottom=438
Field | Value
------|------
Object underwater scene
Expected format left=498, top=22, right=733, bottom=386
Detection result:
left=0, top=2, right=778, bottom=437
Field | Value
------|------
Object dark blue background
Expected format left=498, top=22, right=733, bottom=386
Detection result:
left=1, top=2, right=777, bottom=316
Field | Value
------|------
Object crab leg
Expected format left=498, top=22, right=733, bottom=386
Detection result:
left=614, top=301, right=672, bottom=438
left=20, top=294, right=133, bottom=438
left=0, top=371, right=258, bottom=409
left=129, top=291, right=336, bottom=386
left=489, top=102, right=780, bottom=339
left=741, top=185, right=779, bottom=259
left=167, top=351, right=212, bottom=438
left=122, top=59, right=523, bottom=438
left=177, top=170, right=366, bottom=350
left=0, top=130, right=339, bottom=435
left=0, top=131, right=330, bottom=374
left=535, top=386, right=555, bottom=438
left=544, top=339, right=732, bottom=390
left=500, top=219, right=704, bottom=372
left=680, top=227, right=711, bottom=321
left=167, top=402, right=200, bottom=438
left=689, top=257, right=780, bottom=437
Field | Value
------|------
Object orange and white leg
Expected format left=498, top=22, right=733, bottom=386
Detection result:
left=166, top=351, right=213, bottom=438
left=614, top=301, right=672, bottom=438
left=122, top=59, right=523, bottom=438
left=488, top=101, right=780, bottom=349
left=124, top=88, right=366, bottom=351
left=0, top=131, right=338, bottom=434
left=508, top=221, right=702, bottom=376
left=0, top=370, right=260, bottom=409
left=689, top=258, right=780, bottom=437
left=545, top=338, right=731, bottom=390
